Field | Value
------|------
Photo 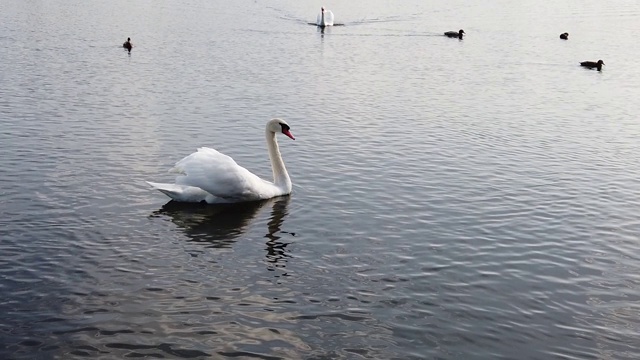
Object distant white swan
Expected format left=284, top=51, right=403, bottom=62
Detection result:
left=317, top=7, right=334, bottom=27
left=147, top=118, right=295, bottom=204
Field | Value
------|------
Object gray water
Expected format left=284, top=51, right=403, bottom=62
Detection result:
left=2, top=0, right=640, bottom=359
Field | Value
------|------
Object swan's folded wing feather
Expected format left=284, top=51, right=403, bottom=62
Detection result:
left=146, top=181, right=213, bottom=202
left=171, top=147, right=268, bottom=201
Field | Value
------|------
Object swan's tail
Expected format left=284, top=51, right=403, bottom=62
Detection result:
left=146, top=181, right=212, bottom=203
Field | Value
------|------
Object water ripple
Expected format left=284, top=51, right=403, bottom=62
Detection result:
left=2, top=0, right=640, bottom=358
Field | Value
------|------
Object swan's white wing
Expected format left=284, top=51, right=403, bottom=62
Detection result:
left=171, top=147, right=274, bottom=202
left=324, top=10, right=334, bottom=26
left=317, top=10, right=334, bottom=26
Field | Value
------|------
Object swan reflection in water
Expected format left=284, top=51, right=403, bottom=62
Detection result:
left=264, top=196, right=293, bottom=270
left=152, top=196, right=293, bottom=264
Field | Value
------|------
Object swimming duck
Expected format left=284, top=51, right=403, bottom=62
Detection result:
left=559, top=32, right=569, bottom=40
left=580, top=60, right=604, bottom=71
left=123, top=37, right=132, bottom=51
left=444, top=29, right=465, bottom=39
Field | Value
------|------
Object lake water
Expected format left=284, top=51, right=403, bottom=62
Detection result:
left=1, top=0, right=640, bottom=358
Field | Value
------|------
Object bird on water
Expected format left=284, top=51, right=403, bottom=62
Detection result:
left=147, top=119, right=296, bottom=204
left=317, top=6, right=334, bottom=28
left=123, top=37, right=132, bottom=51
left=580, top=60, right=604, bottom=71
left=559, top=32, right=569, bottom=40
left=444, top=29, right=465, bottom=39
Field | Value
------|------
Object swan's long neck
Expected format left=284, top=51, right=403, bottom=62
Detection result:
left=320, top=12, right=325, bottom=26
left=266, top=130, right=291, bottom=192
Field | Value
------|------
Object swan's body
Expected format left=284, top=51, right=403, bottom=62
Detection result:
left=580, top=59, right=604, bottom=71
left=444, top=29, right=465, bottom=39
left=147, top=119, right=295, bottom=204
left=317, top=7, right=334, bottom=27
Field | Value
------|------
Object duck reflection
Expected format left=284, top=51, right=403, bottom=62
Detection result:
left=152, top=196, right=293, bottom=255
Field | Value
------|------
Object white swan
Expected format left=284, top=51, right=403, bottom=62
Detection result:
left=147, top=118, right=295, bottom=204
left=316, top=7, right=334, bottom=27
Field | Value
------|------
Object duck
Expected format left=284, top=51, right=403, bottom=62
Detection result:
left=123, top=37, right=132, bottom=51
left=559, top=32, right=569, bottom=40
left=147, top=119, right=296, bottom=204
left=580, top=60, right=604, bottom=71
left=444, top=29, right=465, bottom=39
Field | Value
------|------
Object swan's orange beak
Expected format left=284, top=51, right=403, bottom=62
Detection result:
left=283, top=130, right=295, bottom=140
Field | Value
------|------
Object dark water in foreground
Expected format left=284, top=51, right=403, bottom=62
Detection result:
left=1, top=0, right=640, bottom=358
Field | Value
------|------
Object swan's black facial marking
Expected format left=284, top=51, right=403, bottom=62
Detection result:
left=280, top=123, right=295, bottom=140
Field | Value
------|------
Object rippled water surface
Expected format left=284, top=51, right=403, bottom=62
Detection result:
left=2, top=0, right=640, bottom=359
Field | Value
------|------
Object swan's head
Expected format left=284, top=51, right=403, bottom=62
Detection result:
left=321, top=6, right=325, bottom=13
left=268, top=118, right=295, bottom=140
